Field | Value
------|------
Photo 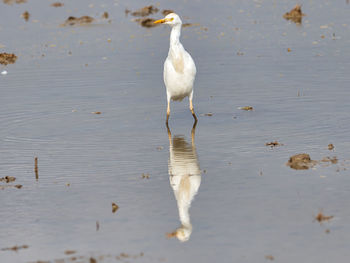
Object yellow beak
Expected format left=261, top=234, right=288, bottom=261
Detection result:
left=153, top=17, right=173, bottom=24
left=154, top=18, right=166, bottom=24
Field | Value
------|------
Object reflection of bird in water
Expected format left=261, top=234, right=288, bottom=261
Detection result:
left=154, top=13, right=198, bottom=124
left=166, top=123, right=201, bottom=242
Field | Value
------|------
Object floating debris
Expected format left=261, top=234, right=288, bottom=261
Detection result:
left=90, top=257, right=97, bottom=263
left=116, top=252, right=144, bottom=260
left=102, top=12, right=109, bottom=19
left=3, top=0, right=26, bottom=4
left=134, top=18, right=159, bottom=28
left=62, top=16, right=94, bottom=26
left=265, top=141, right=283, bottom=148
left=21, top=11, right=30, bottom=21
left=112, top=202, right=119, bottom=213
left=265, top=255, right=274, bottom=261
left=182, top=23, right=200, bottom=28
left=156, top=146, right=163, bottom=150
left=0, top=184, right=22, bottom=190
left=321, top=156, right=338, bottom=164
left=51, top=2, right=63, bottom=7
left=91, top=111, right=101, bottom=114
left=328, top=144, right=334, bottom=150
left=287, top=48, right=292, bottom=52
left=204, top=112, right=213, bottom=116
left=1, top=245, right=28, bottom=251
left=35, top=157, right=39, bottom=180
left=1, top=70, right=8, bottom=75
left=96, top=221, right=100, bottom=231
left=283, top=4, right=306, bottom=24
left=125, top=9, right=131, bottom=16
left=64, top=250, right=76, bottom=255
left=238, top=106, right=253, bottom=111
left=0, top=176, right=16, bottom=183
left=315, top=212, right=334, bottom=223
left=0, top=53, right=17, bottom=65
left=287, top=153, right=316, bottom=170
left=141, top=173, right=150, bottom=179
left=162, top=9, right=174, bottom=16
left=131, top=5, right=159, bottom=17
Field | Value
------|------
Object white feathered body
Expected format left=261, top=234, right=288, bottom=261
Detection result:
left=164, top=25, right=196, bottom=101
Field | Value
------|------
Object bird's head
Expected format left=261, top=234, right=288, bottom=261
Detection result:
left=154, top=13, right=182, bottom=27
left=166, top=224, right=192, bottom=242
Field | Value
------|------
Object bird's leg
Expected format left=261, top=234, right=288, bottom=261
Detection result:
left=189, top=95, right=198, bottom=124
left=166, top=99, right=170, bottom=124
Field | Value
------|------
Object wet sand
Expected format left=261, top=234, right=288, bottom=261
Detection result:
left=1, top=0, right=350, bottom=262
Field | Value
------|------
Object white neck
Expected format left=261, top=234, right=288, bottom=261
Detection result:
left=169, top=24, right=182, bottom=54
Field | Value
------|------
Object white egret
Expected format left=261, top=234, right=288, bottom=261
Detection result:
left=154, top=13, right=198, bottom=124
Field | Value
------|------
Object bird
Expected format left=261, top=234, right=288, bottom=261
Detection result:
left=154, top=13, right=198, bottom=124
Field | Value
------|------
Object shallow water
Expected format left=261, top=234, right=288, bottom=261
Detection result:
left=1, top=0, right=350, bottom=262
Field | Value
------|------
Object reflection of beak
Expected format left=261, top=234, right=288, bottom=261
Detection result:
left=154, top=18, right=166, bottom=24
left=166, top=231, right=177, bottom=238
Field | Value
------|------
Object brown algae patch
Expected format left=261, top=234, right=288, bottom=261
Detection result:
left=283, top=4, right=306, bottom=24
left=131, top=5, right=159, bottom=17
left=51, top=2, right=63, bottom=7
left=0, top=176, right=16, bottom=183
left=62, top=16, right=94, bottom=26
left=21, top=11, right=30, bottom=21
left=183, top=23, right=200, bottom=28
left=141, top=173, right=150, bottom=179
left=265, top=255, right=275, bottom=261
left=0, top=53, right=18, bottom=65
left=1, top=245, right=28, bottom=251
left=112, top=202, right=119, bottom=213
left=0, top=176, right=21, bottom=189
left=287, top=154, right=339, bottom=170
left=162, top=9, right=174, bottom=16
left=102, top=12, right=109, bottom=19
left=321, top=156, right=338, bottom=164
left=64, top=250, right=76, bottom=255
left=315, top=212, right=334, bottom=223
left=3, top=0, right=26, bottom=4
left=134, top=18, right=160, bottom=28
left=0, top=185, right=22, bottom=190
left=287, top=153, right=316, bottom=170
left=265, top=141, right=283, bottom=148
left=239, top=106, right=253, bottom=111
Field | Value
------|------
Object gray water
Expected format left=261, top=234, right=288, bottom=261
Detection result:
left=1, top=0, right=350, bottom=262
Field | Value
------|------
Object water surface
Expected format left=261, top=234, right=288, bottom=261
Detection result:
left=1, top=0, right=350, bottom=262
